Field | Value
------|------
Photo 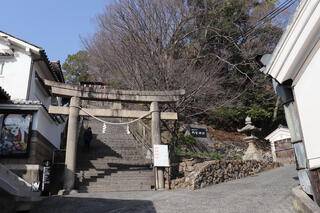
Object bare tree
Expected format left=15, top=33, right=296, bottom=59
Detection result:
left=83, top=0, right=288, bottom=120
left=83, top=0, right=246, bottom=116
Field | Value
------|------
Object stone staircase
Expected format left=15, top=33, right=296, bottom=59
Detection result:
left=76, top=117, right=154, bottom=192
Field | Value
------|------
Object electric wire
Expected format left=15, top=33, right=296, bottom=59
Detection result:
left=251, top=0, right=296, bottom=29
left=245, top=0, right=297, bottom=38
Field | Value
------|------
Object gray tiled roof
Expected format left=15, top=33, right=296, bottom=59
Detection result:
left=0, top=87, right=10, bottom=100
left=51, top=61, right=65, bottom=83
left=0, top=49, right=14, bottom=57
left=11, top=99, right=42, bottom=105
left=0, top=31, right=64, bottom=83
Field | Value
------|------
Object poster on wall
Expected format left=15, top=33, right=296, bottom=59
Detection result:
left=0, top=114, right=32, bottom=156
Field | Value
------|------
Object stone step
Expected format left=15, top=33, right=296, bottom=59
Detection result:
left=76, top=171, right=153, bottom=177
left=77, top=149, right=145, bottom=155
left=81, top=177, right=154, bottom=184
left=78, top=185, right=152, bottom=192
left=87, top=158, right=149, bottom=163
left=82, top=182, right=153, bottom=187
left=79, top=177, right=153, bottom=182
left=76, top=117, right=153, bottom=192
left=84, top=182, right=154, bottom=188
left=86, top=160, right=149, bottom=164
left=77, top=162, right=150, bottom=168
left=77, top=157, right=149, bottom=161
left=77, top=159, right=149, bottom=164
left=77, top=168, right=152, bottom=172
left=76, top=166, right=150, bottom=171
left=76, top=169, right=153, bottom=176
left=76, top=172, right=153, bottom=178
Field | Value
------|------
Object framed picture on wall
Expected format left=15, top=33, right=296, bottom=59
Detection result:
left=0, top=114, right=32, bottom=157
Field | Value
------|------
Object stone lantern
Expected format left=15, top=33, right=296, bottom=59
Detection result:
left=237, top=116, right=263, bottom=161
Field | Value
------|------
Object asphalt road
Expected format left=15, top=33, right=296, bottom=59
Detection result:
left=33, top=165, right=298, bottom=213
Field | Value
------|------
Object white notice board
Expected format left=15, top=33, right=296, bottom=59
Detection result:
left=153, top=145, right=169, bottom=167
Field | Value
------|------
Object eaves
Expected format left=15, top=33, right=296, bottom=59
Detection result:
left=265, top=0, right=320, bottom=84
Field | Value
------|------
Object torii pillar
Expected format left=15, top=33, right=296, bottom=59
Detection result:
left=64, top=96, right=80, bottom=191
left=151, top=102, right=164, bottom=189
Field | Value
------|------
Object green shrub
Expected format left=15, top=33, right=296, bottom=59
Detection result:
left=177, top=133, right=196, bottom=146
left=233, top=154, right=243, bottom=160
left=174, top=147, right=225, bottom=160
left=207, top=107, right=246, bottom=131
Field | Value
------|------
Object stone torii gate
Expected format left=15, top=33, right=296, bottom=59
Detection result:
left=44, top=80, right=185, bottom=192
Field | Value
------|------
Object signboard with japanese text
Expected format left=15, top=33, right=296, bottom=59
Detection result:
left=153, top=144, right=169, bottom=167
left=190, top=127, right=207, bottom=138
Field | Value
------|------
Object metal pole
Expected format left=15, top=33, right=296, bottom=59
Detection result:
left=64, top=96, right=80, bottom=191
left=151, top=102, right=164, bottom=189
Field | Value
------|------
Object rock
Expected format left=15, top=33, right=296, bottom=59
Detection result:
left=186, top=160, right=194, bottom=166
left=186, top=165, right=194, bottom=172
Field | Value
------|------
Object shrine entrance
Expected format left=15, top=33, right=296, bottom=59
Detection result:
left=44, top=80, right=184, bottom=192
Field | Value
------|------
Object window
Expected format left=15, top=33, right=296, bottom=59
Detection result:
left=0, top=62, right=4, bottom=75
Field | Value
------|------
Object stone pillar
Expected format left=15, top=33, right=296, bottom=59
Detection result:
left=64, top=96, right=80, bottom=191
left=151, top=102, right=164, bottom=189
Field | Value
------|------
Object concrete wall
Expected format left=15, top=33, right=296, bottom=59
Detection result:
left=0, top=40, right=32, bottom=100
left=294, top=47, right=320, bottom=169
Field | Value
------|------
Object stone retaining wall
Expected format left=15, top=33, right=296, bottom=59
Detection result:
left=170, top=159, right=281, bottom=190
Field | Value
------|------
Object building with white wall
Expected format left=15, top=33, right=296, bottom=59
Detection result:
left=265, top=126, right=294, bottom=164
left=263, top=0, right=320, bottom=204
left=0, top=31, right=66, bottom=183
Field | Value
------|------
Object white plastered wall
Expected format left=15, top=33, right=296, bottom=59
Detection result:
left=0, top=40, right=32, bottom=99
left=32, top=108, right=66, bottom=149
left=294, top=47, right=320, bottom=169
left=29, top=62, right=51, bottom=107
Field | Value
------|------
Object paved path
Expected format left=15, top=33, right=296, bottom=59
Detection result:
left=33, top=165, right=298, bottom=213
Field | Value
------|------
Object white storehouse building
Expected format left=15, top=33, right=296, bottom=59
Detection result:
left=0, top=31, right=66, bottom=183
left=262, top=0, right=320, bottom=205
left=265, top=126, right=294, bottom=164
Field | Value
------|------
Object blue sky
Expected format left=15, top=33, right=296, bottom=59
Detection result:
left=0, top=0, right=111, bottom=64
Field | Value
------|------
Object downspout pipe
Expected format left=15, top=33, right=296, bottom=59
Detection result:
left=272, top=79, right=312, bottom=195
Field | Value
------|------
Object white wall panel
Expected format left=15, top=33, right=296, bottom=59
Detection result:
left=295, top=48, right=320, bottom=169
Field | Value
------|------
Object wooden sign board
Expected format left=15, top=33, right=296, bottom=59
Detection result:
left=153, top=145, right=169, bottom=167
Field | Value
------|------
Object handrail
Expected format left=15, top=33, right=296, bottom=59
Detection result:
left=128, top=119, right=171, bottom=152
left=129, top=125, right=153, bottom=153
